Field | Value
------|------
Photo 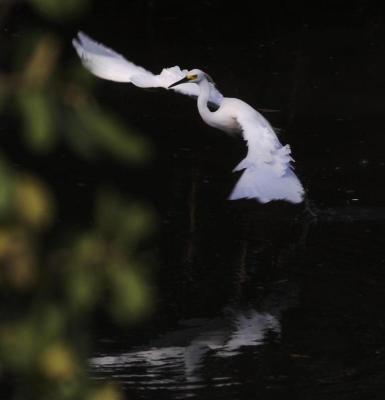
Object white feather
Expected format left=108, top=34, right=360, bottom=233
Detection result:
left=72, top=32, right=223, bottom=106
left=228, top=101, right=304, bottom=203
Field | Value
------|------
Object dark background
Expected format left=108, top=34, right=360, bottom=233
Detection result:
left=6, top=0, right=385, bottom=208
left=4, top=1, right=385, bottom=399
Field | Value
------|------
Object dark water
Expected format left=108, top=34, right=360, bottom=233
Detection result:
left=89, top=118, right=385, bottom=397
left=4, top=1, right=385, bottom=399
left=89, top=199, right=385, bottom=399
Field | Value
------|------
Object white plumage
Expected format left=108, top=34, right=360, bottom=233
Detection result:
left=72, top=32, right=223, bottom=105
left=73, top=32, right=304, bottom=204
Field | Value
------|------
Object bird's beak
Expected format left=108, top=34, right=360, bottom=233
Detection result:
left=168, top=76, right=190, bottom=88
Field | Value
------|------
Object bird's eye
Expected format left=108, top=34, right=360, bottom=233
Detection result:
left=188, top=74, right=198, bottom=80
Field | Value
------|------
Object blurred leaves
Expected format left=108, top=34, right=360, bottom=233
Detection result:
left=14, top=173, right=54, bottom=229
left=75, top=106, right=150, bottom=163
left=0, top=306, right=63, bottom=372
left=21, top=34, right=60, bottom=87
left=108, top=264, right=151, bottom=323
left=0, top=0, right=156, bottom=398
left=96, top=190, right=155, bottom=247
left=28, top=0, right=91, bottom=20
left=0, top=168, right=53, bottom=231
left=0, top=227, right=37, bottom=290
left=87, top=384, right=124, bottom=400
left=1, top=31, right=150, bottom=161
left=0, top=157, right=13, bottom=216
left=0, top=171, right=52, bottom=291
left=15, top=35, right=59, bottom=152
left=39, top=342, right=78, bottom=381
left=0, top=320, right=41, bottom=371
left=62, top=189, right=155, bottom=322
left=18, top=89, right=56, bottom=152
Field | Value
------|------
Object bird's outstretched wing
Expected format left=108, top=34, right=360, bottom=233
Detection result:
left=229, top=105, right=304, bottom=203
left=72, top=32, right=223, bottom=106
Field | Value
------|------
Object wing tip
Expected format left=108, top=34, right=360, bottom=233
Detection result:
left=72, top=37, right=80, bottom=50
left=72, top=31, right=89, bottom=55
left=77, top=31, right=92, bottom=45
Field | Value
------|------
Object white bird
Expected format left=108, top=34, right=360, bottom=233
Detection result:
left=73, top=32, right=304, bottom=203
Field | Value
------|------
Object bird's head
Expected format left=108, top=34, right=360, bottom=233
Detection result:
left=168, top=69, right=214, bottom=88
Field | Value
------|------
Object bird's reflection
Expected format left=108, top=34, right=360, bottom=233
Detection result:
left=91, top=288, right=293, bottom=390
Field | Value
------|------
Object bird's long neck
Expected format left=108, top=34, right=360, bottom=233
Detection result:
left=197, top=79, right=213, bottom=124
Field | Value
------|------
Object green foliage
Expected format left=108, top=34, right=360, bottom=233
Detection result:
left=0, top=1, right=155, bottom=399
left=0, top=157, right=13, bottom=217
left=76, top=106, right=150, bottom=163
left=66, top=102, right=150, bottom=162
left=0, top=306, right=64, bottom=373
left=18, top=89, right=56, bottom=153
left=96, top=190, right=155, bottom=248
left=107, top=264, right=151, bottom=322
left=5, top=32, right=150, bottom=162
left=28, top=0, right=91, bottom=20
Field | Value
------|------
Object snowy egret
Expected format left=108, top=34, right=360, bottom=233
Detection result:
left=73, top=32, right=304, bottom=203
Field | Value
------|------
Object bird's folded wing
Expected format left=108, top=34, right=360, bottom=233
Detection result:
left=72, top=32, right=223, bottom=106
left=234, top=108, right=294, bottom=177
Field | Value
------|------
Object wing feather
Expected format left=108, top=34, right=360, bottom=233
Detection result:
left=234, top=108, right=292, bottom=176
left=72, top=32, right=223, bottom=106
left=72, top=31, right=152, bottom=83
left=230, top=105, right=304, bottom=203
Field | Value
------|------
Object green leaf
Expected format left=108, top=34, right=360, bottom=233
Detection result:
left=28, top=0, right=90, bottom=20
left=65, top=111, right=98, bottom=159
left=0, top=307, right=64, bottom=372
left=0, top=157, right=13, bottom=217
left=65, top=266, right=100, bottom=314
left=108, top=265, right=152, bottom=323
left=77, top=106, right=150, bottom=163
left=0, top=321, right=39, bottom=371
left=116, top=203, right=154, bottom=249
left=18, top=90, right=56, bottom=153
left=95, top=190, right=155, bottom=248
left=14, top=174, right=54, bottom=229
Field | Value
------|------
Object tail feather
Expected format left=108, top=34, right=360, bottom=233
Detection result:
left=229, top=164, right=304, bottom=204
